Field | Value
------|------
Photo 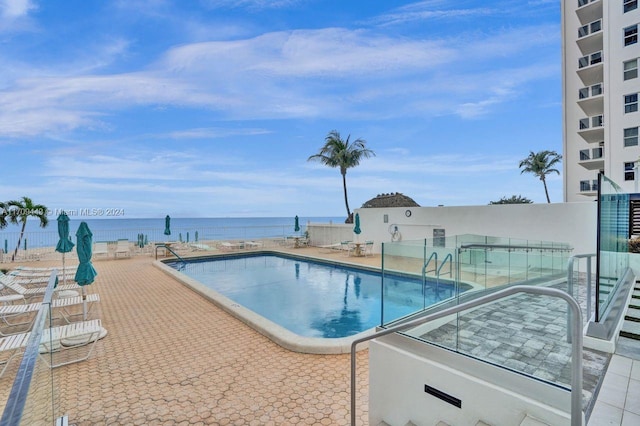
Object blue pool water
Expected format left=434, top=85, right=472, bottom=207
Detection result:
left=168, top=254, right=465, bottom=339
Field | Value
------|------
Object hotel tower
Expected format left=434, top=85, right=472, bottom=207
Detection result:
left=563, top=0, right=640, bottom=200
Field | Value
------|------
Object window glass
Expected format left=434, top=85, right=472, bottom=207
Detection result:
left=625, top=59, right=638, bottom=80
left=626, top=162, right=636, bottom=181
left=625, top=93, right=639, bottom=113
left=624, top=0, right=638, bottom=13
left=625, top=25, right=638, bottom=46
left=625, top=127, right=639, bottom=147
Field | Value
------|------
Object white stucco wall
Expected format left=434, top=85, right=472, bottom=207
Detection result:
left=348, top=202, right=597, bottom=255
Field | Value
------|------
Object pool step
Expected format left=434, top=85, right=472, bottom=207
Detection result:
left=626, top=307, right=640, bottom=322
left=620, top=320, right=640, bottom=340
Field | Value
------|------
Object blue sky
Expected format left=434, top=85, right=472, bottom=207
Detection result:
left=0, top=0, right=562, bottom=219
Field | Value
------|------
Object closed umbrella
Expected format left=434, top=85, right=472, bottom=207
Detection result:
left=55, top=212, right=74, bottom=286
left=353, top=213, right=361, bottom=237
left=294, top=215, right=300, bottom=233
left=164, top=215, right=171, bottom=237
left=74, top=222, right=97, bottom=320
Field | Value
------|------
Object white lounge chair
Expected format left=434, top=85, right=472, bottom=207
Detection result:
left=0, top=278, right=80, bottom=300
left=115, top=239, right=131, bottom=258
left=94, top=242, right=110, bottom=258
left=0, top=294, right=101, bottom=335
left=188, top=243, right=213, bottom=251
left=0, top=319, right=107, bottom=376
left=245, top=241, right=263, bottom=249
left=218, top=241, right=244, bottom=251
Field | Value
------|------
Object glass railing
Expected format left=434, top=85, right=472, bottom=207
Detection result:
left=597, top=174, right=630, bottom=321
left=380, top=234, right=572, bottom=326
left=380, top=235, right=579, bottom=393
left=1, top=273, right=58, bottom=425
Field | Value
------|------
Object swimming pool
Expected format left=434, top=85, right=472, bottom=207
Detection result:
left=159, top=253, right=468, bottom=353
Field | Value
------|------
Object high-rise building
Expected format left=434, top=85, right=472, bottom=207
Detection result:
left=563, top=0, right=640, bottom=200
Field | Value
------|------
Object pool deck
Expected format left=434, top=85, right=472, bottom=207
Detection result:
left=0, top=245, right=638, bottom=425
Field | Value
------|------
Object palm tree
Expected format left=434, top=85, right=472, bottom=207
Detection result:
left=308, top=130, right=375, bottom=222
left=518, top=150, right=562, bottom=203
left=6, top=197, right=49, bottom=261
left=0, top=201, right=8, bottom=230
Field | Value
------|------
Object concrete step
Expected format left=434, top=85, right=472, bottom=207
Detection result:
left=620, top=320, right=640, bottom=340
left=626, top=307, right=640, bottom=322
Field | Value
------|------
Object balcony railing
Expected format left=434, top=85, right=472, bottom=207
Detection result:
left=578, top=19, right=602, bottom=38
left=579, top=114, right=604, bottom=130
left=580, top=180, right=599, bottom=192
left=579, top=147, right=603, bottom=161
left=579, top=83, right=603, bottom=99
left=578, top=0, right=598, bottom=7
left=579, top=51, right=602, bottom=69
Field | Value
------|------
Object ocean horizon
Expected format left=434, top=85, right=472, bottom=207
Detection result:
left=0, top=216, right=345, bottom=251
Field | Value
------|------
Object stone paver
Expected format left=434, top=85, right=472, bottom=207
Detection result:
left=0, top=248, right=373, bottom=425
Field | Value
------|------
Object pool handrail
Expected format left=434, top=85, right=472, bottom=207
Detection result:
left=350, top=285, right=583, bottom=426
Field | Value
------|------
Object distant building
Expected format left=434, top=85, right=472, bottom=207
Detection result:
left=562, top=0, right=640, bottom=200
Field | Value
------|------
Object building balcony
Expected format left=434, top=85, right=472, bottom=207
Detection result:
left=577, top=51, right=603, bottom=86
left=578, top=83, right=604, bottom=116
left=579, top=179, right=599, bottom=196
left=579, top=147, right=604, bottom=170
left=577, top=20, right=603, bottom=54
left=576, top=0, right=602, bottom=25
left=578, top=115, right=604, bottom=143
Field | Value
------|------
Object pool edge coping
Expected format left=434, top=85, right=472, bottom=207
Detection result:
left=153, top=251, right=377, bottom=354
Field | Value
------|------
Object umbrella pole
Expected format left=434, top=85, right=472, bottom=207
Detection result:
left=82, top=287, right=87, bottom=321
left=62, top=252, right=66, bottom=286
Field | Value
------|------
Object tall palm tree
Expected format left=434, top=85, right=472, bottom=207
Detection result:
left=308, top=130, right=375, bottom=222
left=519, top=150, right=562, bottom=203
left=6, top=196, right=49, bottom=261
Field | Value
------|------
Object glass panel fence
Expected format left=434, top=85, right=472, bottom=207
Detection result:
left=597, top=175, right=630, bottom=321
left=1, top=275, right=58, bottom=425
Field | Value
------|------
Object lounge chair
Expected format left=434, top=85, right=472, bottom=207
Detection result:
left=94, top=241, right=110, bottom=258
left=245, top=241, right=263, bottom=249
left=188, top=243, right=213, bottom=251
left=340, top=241, right=354, bottom=257
left=0, top=319, right=106, bottom=376
left=218, top=241, right=244, bottom=251
left=115, top=239, right=131, bottom=258
left=7, top=270, right=76, bottom=283
left=0, top=294, right=101, bottom=335
left=0, top=278, right=80, bottom=300
left=319, top=243, right=342, bottom=253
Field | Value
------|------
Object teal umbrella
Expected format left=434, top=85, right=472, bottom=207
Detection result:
left=353, top=213, right=361, bottom=236
left=294, top=215, right=300, bottom=233
left=74, top=222, right=97, bottom=320
left=164, top=215, right=171, bottom=237
left=55, top=212, right=75, bottom=286
left=195, top=231, right=198, bottom=242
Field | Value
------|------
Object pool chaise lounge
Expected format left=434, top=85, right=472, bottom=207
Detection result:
left=0, top=278, right=80, bottom=300
left=0, top=319, right=106, bottom=376
left=0, top=294, right=101, bottom=336
left=115, top=239, right=132, bottom=257
left=218, top=241, right=244, bottom=251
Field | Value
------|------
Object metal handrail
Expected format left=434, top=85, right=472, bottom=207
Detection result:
left=350, top=285, right=583, bottom=426
left=155, top=244, right=187, bottom=265
left=436, top=252, right=452, bottom=278
left=422, top=252, right=438, bottom=276
left=460, top=243, right=573, bottom=252
left=567, top=254, right=596, bottom=322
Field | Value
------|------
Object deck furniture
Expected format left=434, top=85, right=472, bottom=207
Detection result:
left=115, top=239, right=131, bottom=258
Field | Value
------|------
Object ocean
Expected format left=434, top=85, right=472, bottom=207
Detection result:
left=0, top=216, right=344, bottom=251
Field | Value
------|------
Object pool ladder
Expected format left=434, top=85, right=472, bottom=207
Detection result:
left=155, top=244, right=187, bottom=269
left=422, top=252, right=453, bottom=295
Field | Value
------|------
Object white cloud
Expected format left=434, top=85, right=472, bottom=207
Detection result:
left=1, top=0, right=35, bottom=18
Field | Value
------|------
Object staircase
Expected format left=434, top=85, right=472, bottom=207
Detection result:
left=620, top=281, right=640, bottom=340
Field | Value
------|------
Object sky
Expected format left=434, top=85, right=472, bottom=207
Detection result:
left=0, top=0, right=563, bottom=219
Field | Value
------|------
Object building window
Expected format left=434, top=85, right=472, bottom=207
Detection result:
left=625, top=94, right=639, bottom=113
left=626, top=162, right=636, bottom=181
left=625, top=25, right=638, bottom=46
left=625, top=127, right=639, bottom=146
left=625, top=59, right=639, bottom=80
left=625, top=0, right=638, bottom=13
left=580, top=180, right=590, bottom=191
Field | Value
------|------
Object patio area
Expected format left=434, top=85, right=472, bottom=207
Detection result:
left=0, top=247, right=374, bottom=425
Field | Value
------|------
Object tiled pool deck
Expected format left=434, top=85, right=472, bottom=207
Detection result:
left=0, top=245, right=638, bottom=425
